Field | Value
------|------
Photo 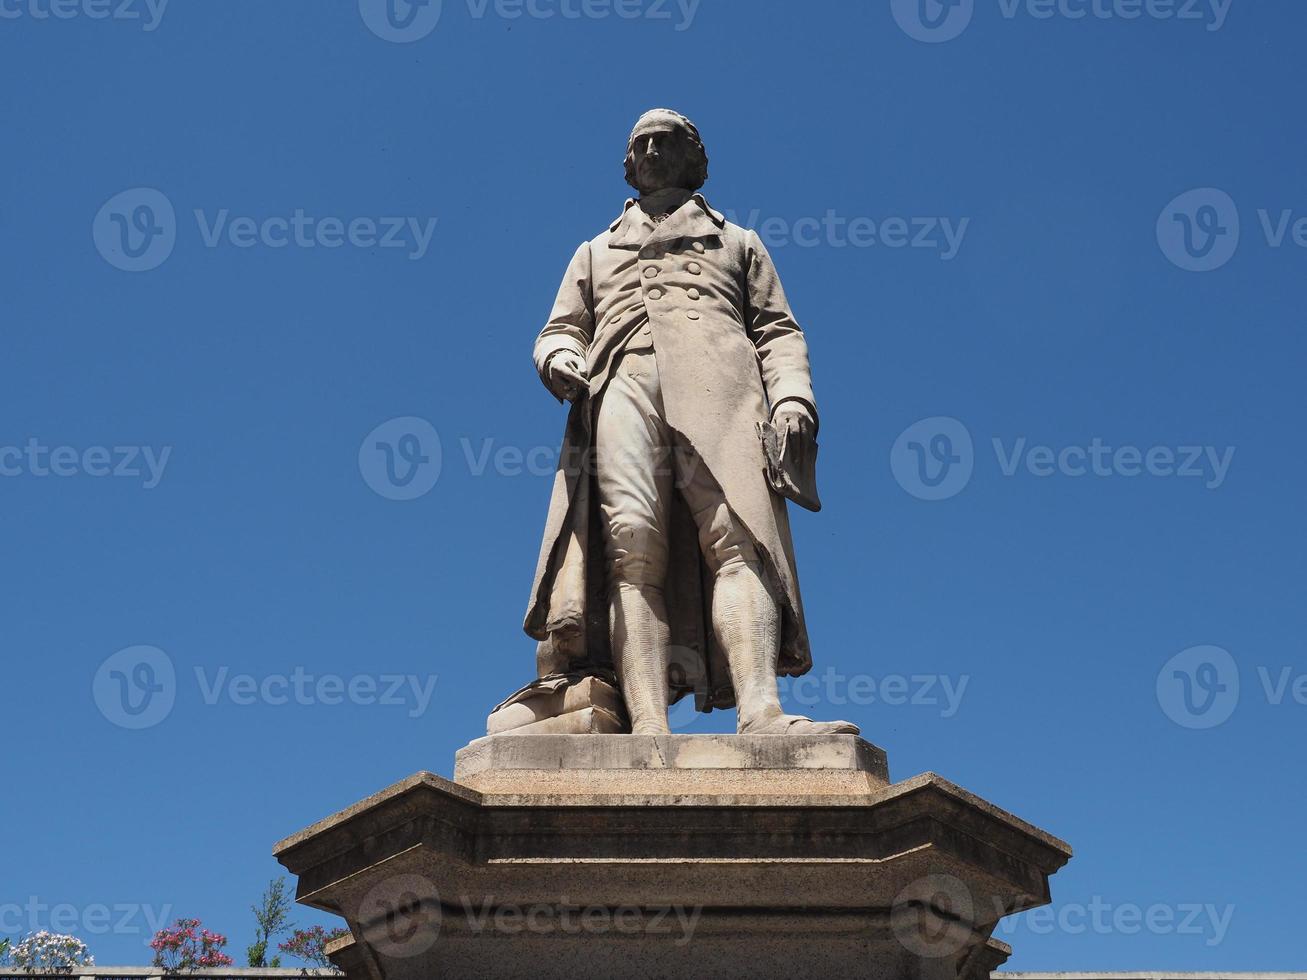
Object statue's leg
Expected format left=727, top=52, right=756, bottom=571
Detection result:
left=677, top=452, right=859, bottom=737
left=595, top=351, right=673, bottom=735
left=608, top=582, right=670, bottom=735
left=713, top=557, right=784, bottom=730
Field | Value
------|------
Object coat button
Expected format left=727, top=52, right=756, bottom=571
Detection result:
left=686, top=310, right=700, bottom=320
left=648, top=288, right=663, bottom=300
left=692, top=241, right=705, bottom=253
left=644, top=266, right=659, bottom=278
left=686, top=262, right=701, bottom=275
left=686, top=287, right=700, bottom=300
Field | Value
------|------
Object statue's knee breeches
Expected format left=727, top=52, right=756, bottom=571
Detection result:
left=689, top=497, right=759, bottom=577
left=603, top=520, right=671, bottom=588
left=595, top=350, right=675, bottom=590
left=595, top=348, right=764, bottom=591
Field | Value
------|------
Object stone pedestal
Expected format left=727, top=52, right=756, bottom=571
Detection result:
left=274, top=736, right=1070, bottom=980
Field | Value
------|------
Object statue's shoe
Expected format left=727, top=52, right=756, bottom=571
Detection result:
left=739, top=713, right=861, bottom=736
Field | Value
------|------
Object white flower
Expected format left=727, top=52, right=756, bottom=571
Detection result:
left=9, top=931, right=93, bottom=971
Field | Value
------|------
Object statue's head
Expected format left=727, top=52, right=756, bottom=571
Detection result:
left=624, top=108, right=709, bottom=196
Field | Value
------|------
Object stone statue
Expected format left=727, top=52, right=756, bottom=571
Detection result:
left=279, top=110, right=1073, bottom=980
left=516, top=108, right=857, bottom=737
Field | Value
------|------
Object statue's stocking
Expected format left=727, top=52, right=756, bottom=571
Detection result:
left=610, top=581, right=671, bottom=734
left=717, top=559, right=861, bottom=736
left=713, top=560, right=784, bottom=731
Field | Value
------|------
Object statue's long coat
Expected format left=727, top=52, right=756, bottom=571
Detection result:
left=523, top=195, right=819, bottom=711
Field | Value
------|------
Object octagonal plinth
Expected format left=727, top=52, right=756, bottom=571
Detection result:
left=274, top=736, right=1070, bottom=980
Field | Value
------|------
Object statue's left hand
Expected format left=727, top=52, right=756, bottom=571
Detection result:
left=772, top=400, right=815, bottom=441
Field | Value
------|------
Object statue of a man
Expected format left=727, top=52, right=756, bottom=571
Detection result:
left=522, top=108, right=856, bottom=737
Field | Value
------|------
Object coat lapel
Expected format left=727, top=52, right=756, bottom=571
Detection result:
left=607, top=194, right=727, bottom=249
left=608, top=199, right=653, bottom=249
left=645, top=193, right=727, bottom=247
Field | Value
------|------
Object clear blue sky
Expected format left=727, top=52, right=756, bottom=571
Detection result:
left=2, top=0, right=1304, bottom=972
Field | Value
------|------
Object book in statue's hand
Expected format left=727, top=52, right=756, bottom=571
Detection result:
left=756, top=419, right=822, bottom=513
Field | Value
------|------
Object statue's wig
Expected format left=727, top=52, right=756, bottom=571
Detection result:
left=624, top=108, right=709, bottom=192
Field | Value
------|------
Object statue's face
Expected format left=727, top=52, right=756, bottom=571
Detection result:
left=630, top=126, right=694, bottom=195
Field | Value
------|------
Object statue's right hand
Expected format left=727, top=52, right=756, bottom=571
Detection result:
left=549, top=352, right=589, bottom=402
